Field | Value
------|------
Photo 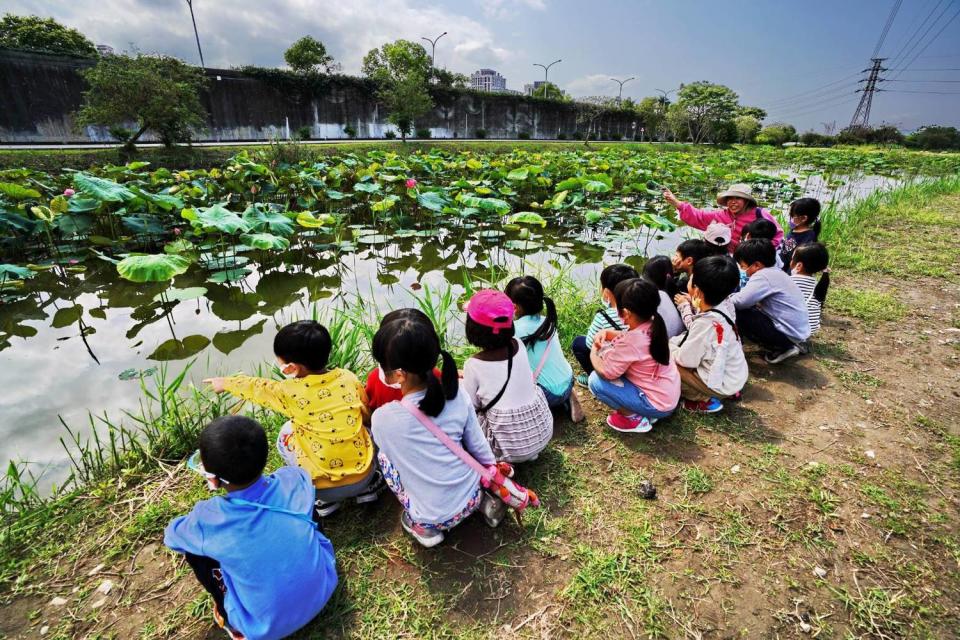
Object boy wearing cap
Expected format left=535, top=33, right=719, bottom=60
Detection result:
left=462, top=289, right=554, bottom=463
left=165, top=416, right=338, bottom=640
left=663, top=183, right=784, bottom=251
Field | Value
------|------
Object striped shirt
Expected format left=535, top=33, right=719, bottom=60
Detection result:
left=585, top=306, right=627, bottom=345
left=791, top=274, right=822, bottom=334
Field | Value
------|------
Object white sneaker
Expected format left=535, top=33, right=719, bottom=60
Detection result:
left=764, top=345, right=801, bottom=364
left=400, top=512, right=444, bottom=548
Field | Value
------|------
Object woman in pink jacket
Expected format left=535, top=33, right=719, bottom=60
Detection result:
left=662, top=183, right=783, bottom=251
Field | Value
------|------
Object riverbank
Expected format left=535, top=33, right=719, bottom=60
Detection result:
left=2, top=177, right=959, bottom=638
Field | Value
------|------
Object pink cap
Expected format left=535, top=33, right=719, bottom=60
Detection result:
left=465, top=289, right=514, bottom=334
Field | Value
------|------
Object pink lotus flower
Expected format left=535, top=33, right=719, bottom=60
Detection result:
left=405, top=178, right=418, bottom=189
left=250, top=185, right=258, bottom=194
left=68, top=259, right=79, bottom=265
left=63, top=188, right=75, bottom=197
left=173, top=227, right=182, bottom=236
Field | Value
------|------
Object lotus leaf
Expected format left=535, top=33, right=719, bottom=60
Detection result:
left=117, top=254, right=192, bottom=283
left=183, top=203, right=250, bottom=234
left=508, top=212, right=547, bottom=227
left=73, top=173, right=137, bottom=202
left=240, top=232, right=290, bottom=250
left=0, top=182, right=41, bottom=200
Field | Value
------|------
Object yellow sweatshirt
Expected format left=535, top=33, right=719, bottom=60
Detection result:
left=223, top=369, right=373, bottom=489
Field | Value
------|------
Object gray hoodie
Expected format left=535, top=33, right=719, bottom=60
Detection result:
left=729, top=266, right=811, bottom=342
left=670, top=297, right=749, bottom=397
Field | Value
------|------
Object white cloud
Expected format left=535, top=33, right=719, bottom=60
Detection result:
left=4, top=0, right=515, bottom=75
left=565, top=73, right=621, bottom=98
left=480, top=0, right=546, bottom=20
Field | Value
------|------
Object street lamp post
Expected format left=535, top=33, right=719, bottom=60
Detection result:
left=185, top=0, right=205, bottom=68
left=421, top=31, right=448, bottom=70
left=532, top=59, right=562, bottom=99
left=610, top=77, right=636, bottom=105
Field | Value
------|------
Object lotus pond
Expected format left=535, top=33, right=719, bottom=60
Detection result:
left=2, top=143, right=959, bottom=486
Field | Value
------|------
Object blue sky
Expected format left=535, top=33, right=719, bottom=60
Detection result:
left=7, top=0, right=960, bottom=131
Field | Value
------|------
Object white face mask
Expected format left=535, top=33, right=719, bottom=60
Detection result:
left=378, top=366, right=402, bottom=390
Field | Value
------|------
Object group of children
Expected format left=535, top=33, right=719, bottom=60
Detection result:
left=164, top=182, right=830, bottom=640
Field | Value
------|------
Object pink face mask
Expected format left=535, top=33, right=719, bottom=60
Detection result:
left=377, top=366, right=402, bottom=390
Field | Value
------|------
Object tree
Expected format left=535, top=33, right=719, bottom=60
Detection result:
left=637, top=96, right=668, bottom=141
left=362, top=39, right=431, bottom=84
left=284, top=36, right=338, bottom=73
left=77, top=55, right=207, bottom=149
left=756, top=122, right=798, bottom=146
left=672, top=81, right=740, bottom=143
left=383, top=75, right=433, bottom=141
left=576, top=102, right=606, bottom=144
left=432, top=67, right=469, bottom=89
left=531, top=82, right=569, bottom=101
left=837, top=124, right=904, bottom=145
left=906, top=126, right=960, bottom=150
left=0, top=14, right=96, bottom=57
left=363, top=40, right=433, bottom=142
left=737, top=105, right=767, bottom=121
left=735, top=115, right=761, bottom=143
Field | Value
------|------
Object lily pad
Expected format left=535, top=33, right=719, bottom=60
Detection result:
left=117, top=254, right=192, bottom=283
left=206, top=268, right=251, bottom=283
left=147, top=335, right=211, bottom=361
left=154, top=287, right=207, bottom=303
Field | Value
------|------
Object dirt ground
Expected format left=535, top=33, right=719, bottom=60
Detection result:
left=2, top=195, right=958, bottom=639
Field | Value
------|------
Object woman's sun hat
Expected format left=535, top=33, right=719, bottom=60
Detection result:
left=464, top=289, right=515, bottom=334
left=716, top=183, right=757, bottom=207
left=703, top=221, right=732, bottom=247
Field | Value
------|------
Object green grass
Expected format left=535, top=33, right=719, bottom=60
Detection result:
left=683, top=466, right=713, bottom=494
left=829, top=287, right=906, bottom=324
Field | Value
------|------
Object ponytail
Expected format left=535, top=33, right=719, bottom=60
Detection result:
left=814, top=270, right=830, bottom=305
left=649, top=312, right=671, bottom=366
left=419, top=349, right=458, bottom=417
left=526, top=295, right=558, bottom=346
left=812, top=217, right=822, bottom=240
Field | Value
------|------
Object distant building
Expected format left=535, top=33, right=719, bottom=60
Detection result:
left=95, top=44, right=115, bottom=57
left=471, top=68, right=508, bottom=92
left=524, top=80, right=546, bottom=96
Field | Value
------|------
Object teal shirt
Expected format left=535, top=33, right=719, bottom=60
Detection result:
left=514, top=315, right=573, bottom=396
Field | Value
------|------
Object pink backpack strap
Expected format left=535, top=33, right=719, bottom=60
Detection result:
left=532, top=338, right=552, bottom=381
left=399, top=398, right=493, bottom=483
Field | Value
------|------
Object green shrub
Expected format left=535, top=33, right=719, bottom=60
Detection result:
left=108, top=125, right=133, bottom=143
left=415, top=127, right=431, bottom=139
left=343, top=124, right=357, bottom=139
left=384, top=130, right=397, bottom=139
left=799, top=132, right=835, bottom=147
left=609, top=132, right=622, bottom=141
left=517, top=131, right=531, bottom=140
left=294, top=125, right=312, bottom=141
left=572, top=132, right=583, bottom=140
left=557, top=132, right=567, bottom=140
left=474, top=128, right=487, bottom=139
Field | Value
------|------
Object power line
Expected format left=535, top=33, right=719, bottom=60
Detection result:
left=767, top=93, right=861, bottom=119
left=880, top=89, right=960, bottom=94
left=885, top=78, right=960, bottom=82
left=886, top=0, right=951, bottom=69
left=891, top=4, right=960, bottom=79
left=767, top=96, right=862, bottom=122
left=757, top=70, right=863, bottom=109
left=874, top=0, right=904, bottom=56
left=889, top=0, right=958, bottom=76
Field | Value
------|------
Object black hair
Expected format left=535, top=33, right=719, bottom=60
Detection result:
left=380, top=307, right=432, bottom=328
left=612, top=278, right=670, bottom=366
left=792, top=242, right=831, bottom=303
left=200, top=415, right=267, bottom=485
left=789, top=197, right=822, bottom=239
left=599, top=263, right=639, bottom=292
left=505, top=276, right=558, bottom=347
left=691, top=255, right=740, bottom=306
left=676, top=238, right=724, bottom=264
left=642, top=255, right=674, bottom=292
left=734, top=238, right=776, bottom=268
left=273, top=320, right=331, bottom=371
left=743, top=218, right=777, bottom=241
left=372, top=318, right=457, bottom=417
left=372, top=308, right=438, bottom=365
left=465, top=315, right=515, bottom=352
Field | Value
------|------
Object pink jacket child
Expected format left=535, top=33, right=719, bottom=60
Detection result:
left=663, top=183, right=784, bottom=251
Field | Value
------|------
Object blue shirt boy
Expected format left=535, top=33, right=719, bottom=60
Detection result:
left=165, top=466, right=337, bottom=640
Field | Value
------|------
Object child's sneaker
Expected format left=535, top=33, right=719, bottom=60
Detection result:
left=354, top=470, right=386, bottom=504
left=314, top=499, right=341, bottom=518
left=480, top=492, right=507, bottom=528
left=606, top=413, right=653, bottom=433
left=400, top=512, right=444, bottom=548
left=569, top=391, right=586, bottom=423
left=764, top=344, right=801, bottom=364
left=575, top=373, right=589, bottom=388
left=683, top=398, right=724, bottom=413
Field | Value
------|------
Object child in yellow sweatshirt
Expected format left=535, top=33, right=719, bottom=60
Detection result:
left=205, top=320, right=381, bottom=516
